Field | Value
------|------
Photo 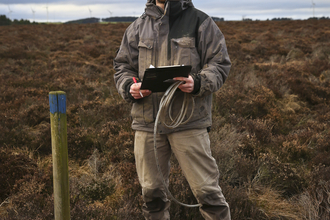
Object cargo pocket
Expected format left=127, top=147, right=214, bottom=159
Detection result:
left=131, top=94, right=155, bottom=124
left=142, top=94, right=155, bottom=123
left=171, top=37, right=199, bottom=66
left=138, top=39, right=154, bottom=78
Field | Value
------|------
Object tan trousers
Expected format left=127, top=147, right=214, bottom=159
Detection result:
left=134, top=129, right=231, bottom=220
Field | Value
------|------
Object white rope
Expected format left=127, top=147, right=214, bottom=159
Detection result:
left=153, top=81, right=201, bottom=208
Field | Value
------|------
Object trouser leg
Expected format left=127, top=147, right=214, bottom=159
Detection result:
left=168, top=129, right=231, bottom=220
left=134, top=131, right=171, bottom=220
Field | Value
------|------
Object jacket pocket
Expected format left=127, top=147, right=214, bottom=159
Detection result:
left=138, top=39, right=154, bottom=78
left=171, top=37, right=200, bottom=67
left=131, top=94, right=155, bottom=124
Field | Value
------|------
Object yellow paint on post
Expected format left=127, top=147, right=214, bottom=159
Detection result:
left=49, top=91, right=70, bottom=220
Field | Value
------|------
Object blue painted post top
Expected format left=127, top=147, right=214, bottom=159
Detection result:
left=49, top=91, right=66, bottom=114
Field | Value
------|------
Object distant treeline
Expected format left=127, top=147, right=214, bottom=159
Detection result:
left=62, top=16, right=225, bottom=24
left=307, top=16, right=330, bottom=20
left=101, top=16, right=224, bottom=22
left=1, top=14, right=329, bottom=26
left=102, top=16, right=138, bottom=22
left=0, top=15, right=36, bottom=25
left=65, top=17, right=101, bottom=24
left=243, top=16, right=330, bottom=21
left=0, top=14, right=224, bottom=25
left=271, top=16, right=330, bottom=21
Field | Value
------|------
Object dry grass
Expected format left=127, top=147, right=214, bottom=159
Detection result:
left=248, top=185, right=303, bottom=220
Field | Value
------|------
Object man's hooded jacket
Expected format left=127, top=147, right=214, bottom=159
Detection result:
left=114, top=0, right=231, bottom=134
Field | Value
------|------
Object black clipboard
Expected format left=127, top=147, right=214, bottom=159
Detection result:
left=140, top=65, right=192, bottom=92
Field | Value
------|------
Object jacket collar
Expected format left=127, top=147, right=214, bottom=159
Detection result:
left=145, top=0, right=193, bottom=19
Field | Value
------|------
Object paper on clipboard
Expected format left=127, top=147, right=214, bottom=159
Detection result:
left=140, top=65, right=192, bottom=92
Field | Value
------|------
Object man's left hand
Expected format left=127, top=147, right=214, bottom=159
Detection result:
left=174, top=75, right=194, bottom=93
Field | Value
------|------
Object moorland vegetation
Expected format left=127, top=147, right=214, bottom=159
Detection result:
left=0, top=19, right=330, bottom=219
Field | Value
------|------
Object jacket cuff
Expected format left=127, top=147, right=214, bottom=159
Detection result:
left=123, top=79, right=135, bottom=101
left=191, top=74, right=201, bottom=95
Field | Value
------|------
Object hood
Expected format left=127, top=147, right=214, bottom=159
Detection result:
left=146, top=0, right=193, bottom=8
left=145, top=0, right=193, bottom=18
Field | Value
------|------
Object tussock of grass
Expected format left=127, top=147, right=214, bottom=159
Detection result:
left=248, top=186, right=303, bottom=220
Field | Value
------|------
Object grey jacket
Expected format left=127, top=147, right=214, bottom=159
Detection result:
left=114, top=0, right=231, bottom=134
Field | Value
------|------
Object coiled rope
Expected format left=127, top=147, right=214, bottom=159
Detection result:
left=153, top=81, right=201, bottom=208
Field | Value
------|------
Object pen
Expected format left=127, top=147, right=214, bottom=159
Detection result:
left=133, top=77, right=143, bottom=97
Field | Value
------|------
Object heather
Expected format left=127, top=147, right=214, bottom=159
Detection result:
left=0, top=20, right=330, bottom=219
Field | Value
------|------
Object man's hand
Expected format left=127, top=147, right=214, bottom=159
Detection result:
left=174, top=75, right=194, bottom=93
left=130, top=82, right=151, bottom=99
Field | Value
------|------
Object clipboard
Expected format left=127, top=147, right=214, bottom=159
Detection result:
left=140, top=65, right=192, bottom=92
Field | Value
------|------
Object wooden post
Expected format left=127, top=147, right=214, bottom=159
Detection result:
left=49, top=91, right=70, bottom=220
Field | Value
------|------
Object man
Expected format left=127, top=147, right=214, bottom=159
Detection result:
left=114, top=0, right=231, bottom=219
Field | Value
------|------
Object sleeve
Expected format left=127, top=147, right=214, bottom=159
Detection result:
left=195, top=17, right=231, bottom=96
left=113, top=22, right=140, bottom=102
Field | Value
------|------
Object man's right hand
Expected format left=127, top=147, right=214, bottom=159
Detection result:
left=130, top=83, right=151, bottom=99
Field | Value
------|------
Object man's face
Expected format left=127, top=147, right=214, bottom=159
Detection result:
left=156, top=0, right=166, bottom=4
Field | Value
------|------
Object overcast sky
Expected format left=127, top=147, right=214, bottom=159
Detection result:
left=0, top=0, right=329, bottom=22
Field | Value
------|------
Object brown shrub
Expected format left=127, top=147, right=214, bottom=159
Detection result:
left=258, top=154, right=308, bottom=196
left=0, top=158, right=53, bottom=220
left=0, top=148, right=37, bottom=201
